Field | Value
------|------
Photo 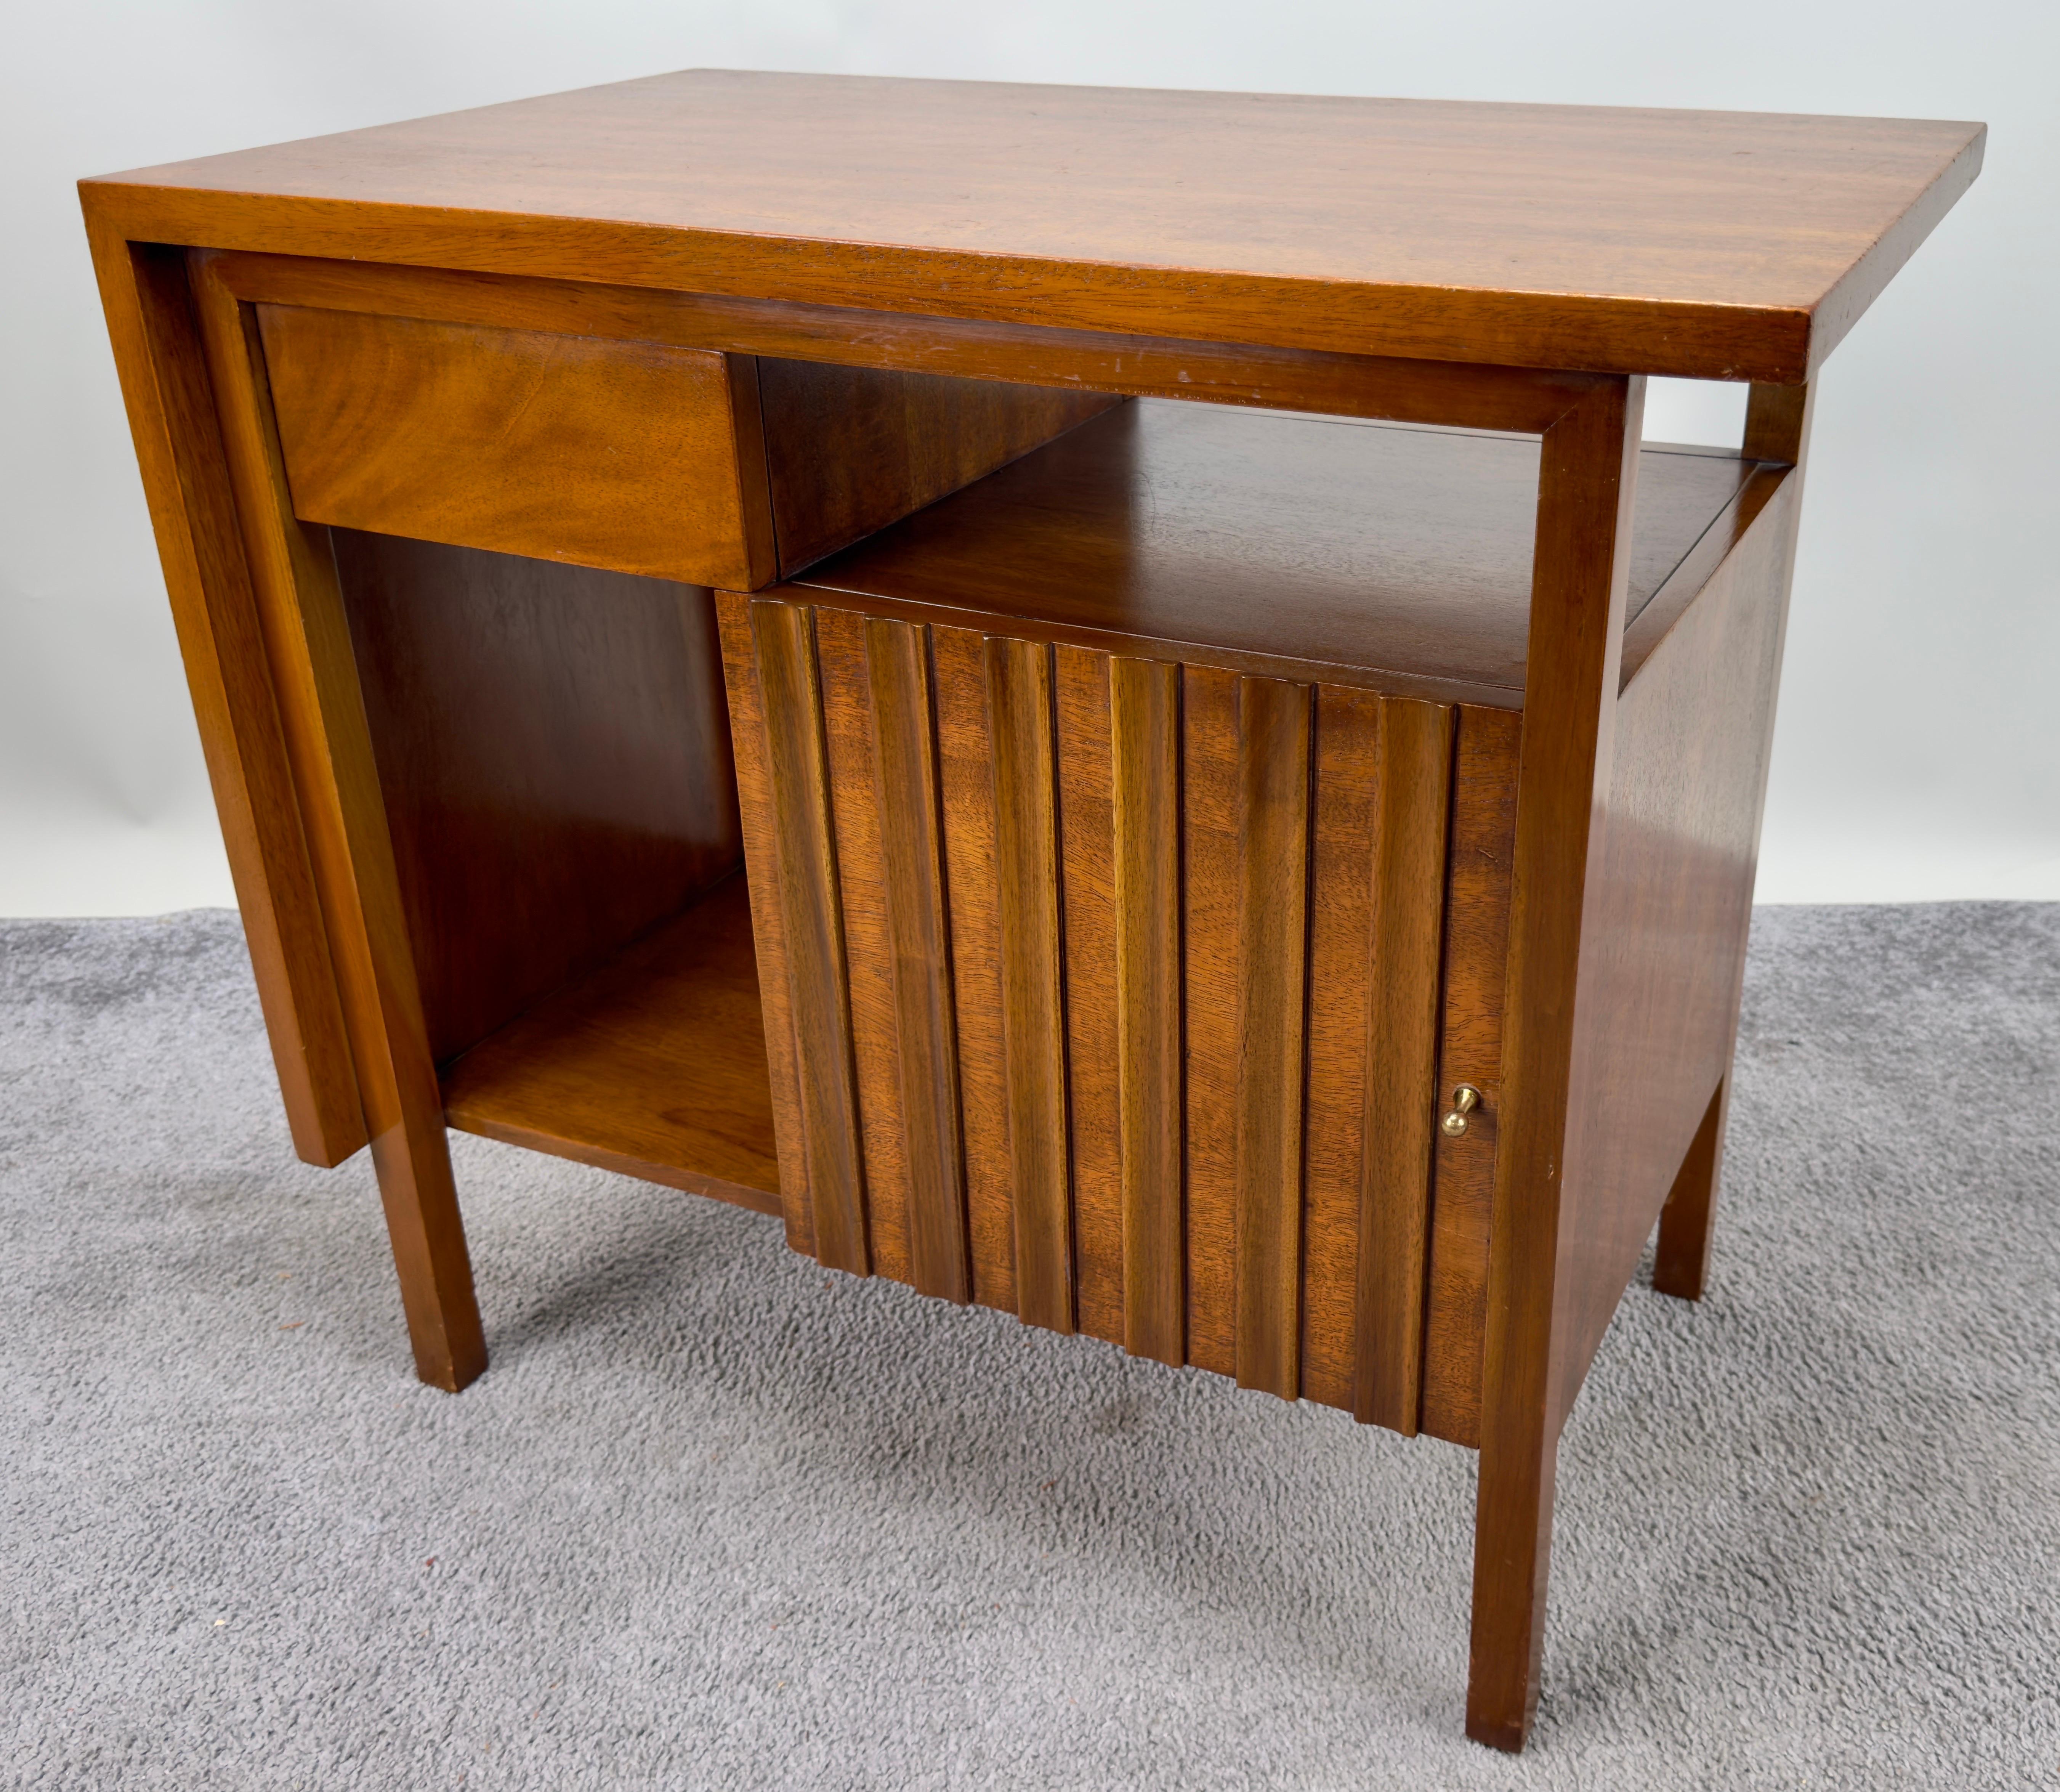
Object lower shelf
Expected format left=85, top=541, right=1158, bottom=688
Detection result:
left=439, top=872, right=782, bottom=1214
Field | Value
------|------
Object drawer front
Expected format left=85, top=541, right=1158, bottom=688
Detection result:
left=258, top=304, right=775, bottom=589
left=720, top=590, right=1517, bottom=1438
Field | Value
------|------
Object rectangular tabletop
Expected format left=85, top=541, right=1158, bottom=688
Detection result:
left=84, top=72, right=1982, bottom=384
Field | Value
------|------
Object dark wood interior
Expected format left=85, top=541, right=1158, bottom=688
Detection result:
left=757, top=358, right=1119, bottom=576
left=332, top=528, right=744, bottom=1067
left=794, top=402, right=1767, bottom=702
left=440, top=873, right=780, bottom=1211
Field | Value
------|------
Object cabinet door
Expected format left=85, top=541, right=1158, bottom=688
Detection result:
left=720, top=589, right=1509, bottom=1436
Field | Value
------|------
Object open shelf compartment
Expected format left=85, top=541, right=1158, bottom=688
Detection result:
left=438, top=873, right=781, bottom=1215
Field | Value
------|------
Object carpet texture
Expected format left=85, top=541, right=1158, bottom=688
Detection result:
left=2, top=903, right=2055, bottom=1788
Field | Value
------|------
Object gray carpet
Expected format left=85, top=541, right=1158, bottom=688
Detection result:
left=2, top=904, right=2055, bottom=1789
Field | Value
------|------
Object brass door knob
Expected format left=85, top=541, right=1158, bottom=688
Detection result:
left=1441, top=1086, right=1482, bottom=1137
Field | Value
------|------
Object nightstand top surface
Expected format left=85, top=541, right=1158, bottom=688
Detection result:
left=87, top=70, right=1982, bottom=382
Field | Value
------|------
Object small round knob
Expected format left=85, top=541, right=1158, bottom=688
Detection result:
left=1441, top=1086, right=1482, bottom=1137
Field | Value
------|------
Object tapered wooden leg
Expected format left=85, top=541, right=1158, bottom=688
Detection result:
left=1465, top=377, right=1646, bottom=1751
left=367, top=1083, right=487, bottom=1391
left=1466, top=1398, right=1559, bottom=1750
left=1653, top=1076, right=1728, bottom=1301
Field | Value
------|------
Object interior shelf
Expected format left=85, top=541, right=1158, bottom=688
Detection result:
left=791, top=399, right=1776, bottom=703
left=439, top=873, right=781, bottom=1214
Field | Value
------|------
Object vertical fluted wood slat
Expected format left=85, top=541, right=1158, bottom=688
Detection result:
left=1111, top=656, right=1184, bottom=1366
left=1055, top=647, right=1125, bottom=1343
left=1234, top=675, right=1312, bottom=1399
left=932, top=624, right=1017, bottom=1312
left=1355, top=698, right=1456, bottom=1431
left=1421, top=704, right=1523, bottom=1446
left=815, top=607, right=912, bottom=1283
left=1180, top=666, right=1241, bottom=1375
left=866, top=617, right=971, bottom=1303
left=749, top=598, right=870, bottom=1276
left=734, top=603, right=1461, bottom=1418
left=716, top=594, right=813, bottom=1254
left=1299, top=685, right=1385, bottom=1407
left=986, top=635, right=1075, bottom=1333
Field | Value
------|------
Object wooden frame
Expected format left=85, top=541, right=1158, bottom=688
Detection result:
left=78, top=78, right=1968, bottom=1752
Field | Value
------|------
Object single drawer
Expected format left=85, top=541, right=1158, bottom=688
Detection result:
left=257, top=303, right=776, bottom=589
left=719, top=589, right=1519, bottom=1441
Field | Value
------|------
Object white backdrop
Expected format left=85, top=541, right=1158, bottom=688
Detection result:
left=4, top=0, right=2053, bottom=914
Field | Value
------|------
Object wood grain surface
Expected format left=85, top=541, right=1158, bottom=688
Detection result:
left=258, top=302, right=775, bottom=587
left=82, top=233, right=365, bottom=1170
left=1181, top=666, right=1243, bottom=1379
left=1466, top=375, right=1645, bottom=1751
left=987, top=636, right=1076, bottom=1336
left=1419, top=707, right=1522, bottom=1447
left=758, top=359, right=1117, bottom=575
left=200, top=246, right=1606, bottom=436
left=797, top=403, right=1762, bottom=704
left=749, top=600, right=870, bottom=1276
left=718, top=593, right=815, bottom=1255
left=1352, top=698, right=1455, bottom=1433
left=1110, top=656, right=1185, bottom=1368
left=87, top=72, right=1983, bottom=380
left=331, top=531, right=742, bottom=1067
left=865, top=618, right=972, bottom=1304
left=1055, top=646, right=1126, bottom=1346
left=188, top=255, right=487, bottom=1393
left=1231, top=677, right=1311, bottom=1401
left=1552, top=475, right=1802, bottom=1418
left=441, top=874, right=782, bottom=1211
left=814, top=606, right=918, bottom=1286
left=731, top=596, right=1484, bottom=1421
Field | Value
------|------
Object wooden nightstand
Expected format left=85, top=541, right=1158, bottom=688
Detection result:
left=80, top=73, right=1981, bottom=1748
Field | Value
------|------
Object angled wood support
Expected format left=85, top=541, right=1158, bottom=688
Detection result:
left=1467, top=374, right=1647, bottom=1751
left=182, top=251, right=486, bottom=1391
left=82, top=229, right=366, bottom=1171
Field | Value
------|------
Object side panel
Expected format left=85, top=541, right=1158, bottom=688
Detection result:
left=1552, top=475, right=1800, bottom=1420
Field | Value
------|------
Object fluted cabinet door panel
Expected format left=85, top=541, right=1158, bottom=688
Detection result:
left=1055, top=646, right=1125, bottom=1346
left=1233, top=675, right=1313, bottom=1401
left=726, top=591, right=1495, bottom=1434
left=744, top=598, right=870, bottom=1276
left=814, top=605, right=915, bottom=1286
left=986, top=635, right=1076, bottom=1337
left=1420, top=706, right=1521, bottom=1447
left=1354, top=698, right=1456, bottom=1433
left=865, top=618, right=971, bottom=1305
left=1181, top=666, right=1244, bottom=1380
left=1110, top=656, right=1185, bottom=1368
left=715, top=594, right=813, bottom=1256
left=933, top=622, right=1018, bottom=1315
left=1302, top=685, right=1386, bottom=1412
